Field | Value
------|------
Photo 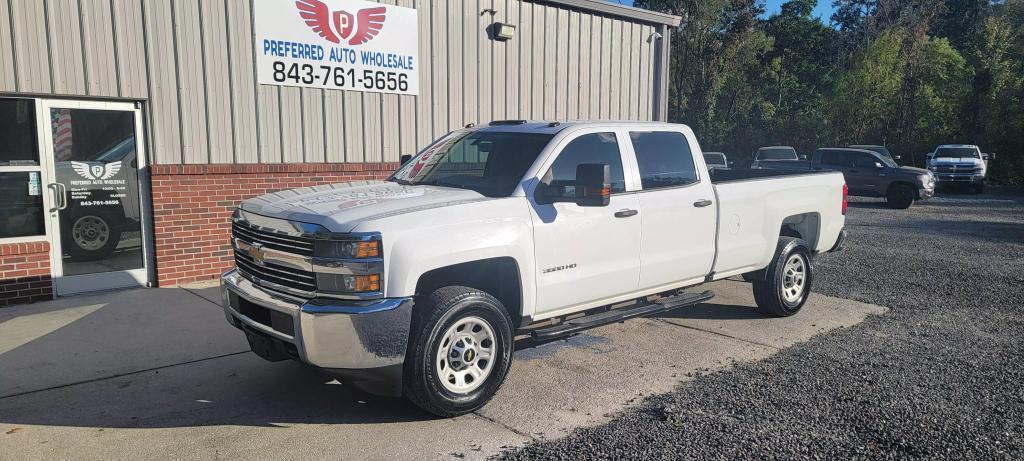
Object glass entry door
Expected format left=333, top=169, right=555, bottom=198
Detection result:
left=38, top=100, right=150, bottom=295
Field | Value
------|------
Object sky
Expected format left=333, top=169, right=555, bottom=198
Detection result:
left=609, top=0, right=838, bottom=23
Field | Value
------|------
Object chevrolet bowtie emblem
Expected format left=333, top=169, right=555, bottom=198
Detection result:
left=249, top=243, right=266, bottom=266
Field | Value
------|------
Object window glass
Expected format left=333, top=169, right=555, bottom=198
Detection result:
left=391, top=131, right=552, bottom=197
left=543, top=132, right=626, bottom=193
left=820, top=150, right=853, bottom=167
left=0, top=172, right=45, bottom=239
left=630, top=131, right=698, bottom=190
left=0, top=99, right=39, bottom=166
left=854, top=153, right=880, bottom=168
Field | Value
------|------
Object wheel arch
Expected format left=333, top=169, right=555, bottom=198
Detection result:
left=414, top=257, right=525, bottom=328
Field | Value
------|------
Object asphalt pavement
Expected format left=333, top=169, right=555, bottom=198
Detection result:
left=500, top=190, right=1024, bottom=460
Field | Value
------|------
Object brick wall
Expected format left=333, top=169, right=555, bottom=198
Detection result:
left=0, top=241, right=54, bottom=306
left=150, top=163, right=398, bottom=287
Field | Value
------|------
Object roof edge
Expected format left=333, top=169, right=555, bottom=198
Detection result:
left=537, top=0, right=682, bottom=26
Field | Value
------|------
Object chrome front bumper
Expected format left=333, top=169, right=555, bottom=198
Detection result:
left=221, top=269, right=413, bottom=372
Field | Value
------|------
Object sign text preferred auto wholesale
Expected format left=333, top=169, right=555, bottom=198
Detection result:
left=255, top=0, right=419, bottom=95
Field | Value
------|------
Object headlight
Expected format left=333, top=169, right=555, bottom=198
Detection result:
left=313, top=234, right=384, bottom=297
left=314, top=237, right=381, bottom=259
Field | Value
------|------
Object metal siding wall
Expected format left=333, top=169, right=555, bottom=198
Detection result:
left=80, top=0, right=119, bottom=96
left=0, top=0, right=14, bottom=91
left=1, top=0, right=659, bottom=165
left=46, top=0, right=86, bottom=95
left=10, top=0, right=51, bottom=93
left=201, top=1, right=234, bottom=164
left=143, top=0, right=183, bottom=164
left=172, top=0, right=209, bottom=164
left=226, top=0, right=258, bottom=164
left=112, top=0, right=148, bottom=99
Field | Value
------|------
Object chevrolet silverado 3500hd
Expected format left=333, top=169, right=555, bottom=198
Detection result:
left=221, top=121, right=848, bottom=416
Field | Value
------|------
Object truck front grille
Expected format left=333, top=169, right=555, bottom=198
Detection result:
left=232, top=219, right=316, bottom=296
left=934, top=165, right=979, bottom=174
left=231, top=220, right=314, bottom=256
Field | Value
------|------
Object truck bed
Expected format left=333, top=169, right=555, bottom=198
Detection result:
left=708, top=168, right=846, bottom=279
left=710, top=167, right=824, bottom=183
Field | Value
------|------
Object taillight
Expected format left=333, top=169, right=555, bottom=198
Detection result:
left=841, top=183, right=848, bottom=215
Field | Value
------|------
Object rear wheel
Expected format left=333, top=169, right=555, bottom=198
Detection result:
left=753, top=237, right=812, bottom=317
left=886, top=184, right=915, bottom=209
left=404, top=286, right=514, bottom=417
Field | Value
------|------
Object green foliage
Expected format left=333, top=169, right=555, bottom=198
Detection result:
left=637, top=0, right=1024, bottom=184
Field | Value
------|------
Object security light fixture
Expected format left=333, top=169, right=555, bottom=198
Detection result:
left=493, top=22, right=516, bottom=41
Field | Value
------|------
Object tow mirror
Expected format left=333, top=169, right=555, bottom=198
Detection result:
left=574, top=163, right=611, bottom=207
left=399, top=154, right=413, bottom=166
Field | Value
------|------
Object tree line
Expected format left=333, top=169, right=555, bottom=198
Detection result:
left=635, top=0, right=1024, bottom=185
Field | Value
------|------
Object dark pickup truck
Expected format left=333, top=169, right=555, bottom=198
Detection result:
left=754, top=148, right=935, bottom=209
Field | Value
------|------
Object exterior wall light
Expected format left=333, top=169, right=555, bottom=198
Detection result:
left=492, top=22, right=516, bottom=41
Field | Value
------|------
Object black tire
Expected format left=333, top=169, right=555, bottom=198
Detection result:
left=752, top=237, right=812, bottom=317
left=63, top=209, right=123, bottom=261
left=404, top=286, right=514, bottom=417
left=886, top=184, right=915, bottom=209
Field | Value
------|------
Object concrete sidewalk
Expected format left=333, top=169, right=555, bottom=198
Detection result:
left=0, top=280, right=885, bottom=460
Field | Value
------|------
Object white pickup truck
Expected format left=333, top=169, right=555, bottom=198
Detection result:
left=221, top=121, right=847, bottom=416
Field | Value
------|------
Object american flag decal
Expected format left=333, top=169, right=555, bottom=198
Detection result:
left=51, top=109, right=74, bottom=161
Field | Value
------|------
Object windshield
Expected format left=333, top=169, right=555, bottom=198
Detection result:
left=390, top=130, right=553, bottom=197
left=934, top=147, right=980, bottom=159
left=703, top=153, right=726, bottom=166
left=756, top=147, right=798, bottom=160
left=852, top=145, right=891, bottom=159
left=874, top=153, right=898, bottom=168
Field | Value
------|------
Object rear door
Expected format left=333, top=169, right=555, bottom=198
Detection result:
left=849, top=151, right=886, bottom=195
left=626, top=129, right=717, bottom=289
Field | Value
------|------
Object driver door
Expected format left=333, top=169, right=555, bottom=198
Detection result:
left=528, top=131, right=641, bottom=316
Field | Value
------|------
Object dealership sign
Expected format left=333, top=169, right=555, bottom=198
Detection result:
left=254, top=0, right=419, bottom=95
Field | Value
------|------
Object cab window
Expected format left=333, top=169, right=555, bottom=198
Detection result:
left=542, top=132, right=626, bottom=193
left=630, top=131, right=698, bottom=190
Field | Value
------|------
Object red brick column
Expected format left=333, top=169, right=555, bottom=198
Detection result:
left=149, top=163, right=398, bottom=287
left=0, top=241, right=54, bottom=307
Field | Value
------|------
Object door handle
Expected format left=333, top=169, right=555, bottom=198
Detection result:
left=614, top=209, right=638, bottom=218
left=694, top=199, right=713, bottom=208
left=48, top=183, right=68, bottom=211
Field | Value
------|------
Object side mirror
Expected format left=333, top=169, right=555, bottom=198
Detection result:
left=399, top=154, right=413, bottom=166
left=874, top=161, right=885, bottom=169
left=799, top=155, right=808, bottom=161
left=574, top=163, right=611, bottom=207
left=983, top=152, right=995, bottom=160
left=894, top=155, right=902, bottom=161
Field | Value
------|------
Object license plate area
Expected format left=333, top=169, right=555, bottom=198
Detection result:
left=242, top=326, right=299, bottom=362
left=229, top=292, right=296, bottom=337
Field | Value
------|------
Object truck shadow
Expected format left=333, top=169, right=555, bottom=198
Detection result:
left=651, top=302, right=767, bottom=321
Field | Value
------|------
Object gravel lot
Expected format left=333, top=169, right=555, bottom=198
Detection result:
left=500, top=190, right=1024, bottom=460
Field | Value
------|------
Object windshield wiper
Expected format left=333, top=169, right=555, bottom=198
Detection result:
left=419, top=180, right=477, bottom=191
left=388, top=177, right=414, bottom=186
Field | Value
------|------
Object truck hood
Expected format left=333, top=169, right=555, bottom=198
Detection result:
left=240, top=180, right=491, bottom=232
left=896, top=166, right=931, bottom=175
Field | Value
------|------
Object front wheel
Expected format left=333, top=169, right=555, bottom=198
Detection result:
left=64, top=211, right=122, bottom=261
left=886, top=184, right=915, bottom=209
left=404, top=286, right=514, bottom=417
left=752, top=237, right=813, bottom=317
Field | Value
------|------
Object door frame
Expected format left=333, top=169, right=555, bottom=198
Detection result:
left=34, top=98, right=153, bottom=295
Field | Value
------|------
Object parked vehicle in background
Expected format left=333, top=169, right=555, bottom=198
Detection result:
left=703, top=152, right=730, bottom=171
left=755, top=147, right=934, bottom=209
left=220, top=121, right=848, bottom=417
left=849, top=145, right=901, bottom=163
left=927, top=144, right=991, bottom=194
left=750, top=146, right=801, bottom=169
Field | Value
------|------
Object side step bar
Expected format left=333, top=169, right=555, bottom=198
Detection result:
left=530, top=290, right=714, bottom=341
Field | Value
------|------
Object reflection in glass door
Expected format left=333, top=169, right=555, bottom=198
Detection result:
left=39, top=101, right=149, bottom=295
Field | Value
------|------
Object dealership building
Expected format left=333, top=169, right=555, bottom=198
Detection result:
left=0, top=0, right=679, bottom=306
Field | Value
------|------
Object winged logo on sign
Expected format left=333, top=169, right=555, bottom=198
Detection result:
left=296, top=0, right=387, bottom=46
left=71, top=161, right=122, bottom=181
